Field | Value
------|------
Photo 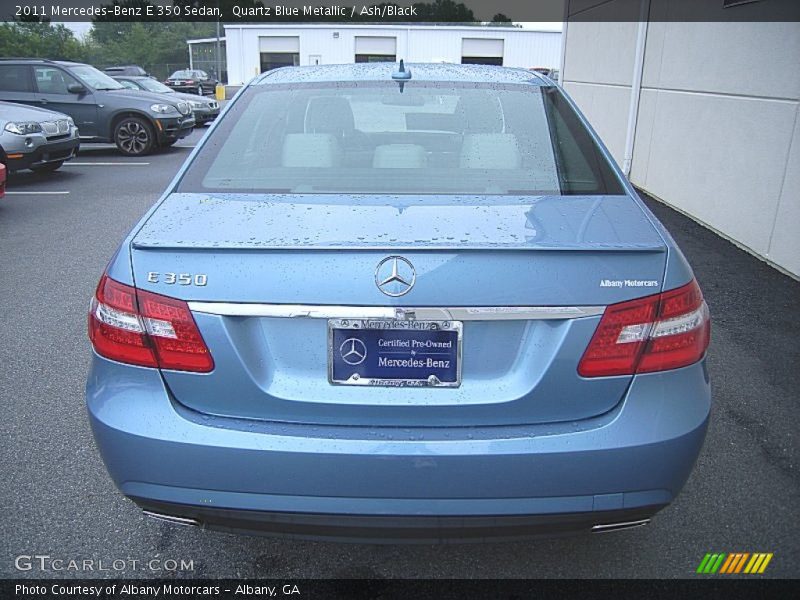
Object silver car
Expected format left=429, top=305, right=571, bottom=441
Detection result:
left=0, top=100, right=79, bottom=172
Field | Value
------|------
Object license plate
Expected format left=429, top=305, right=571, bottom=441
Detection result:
left=328, top=319, right=462, bottom=387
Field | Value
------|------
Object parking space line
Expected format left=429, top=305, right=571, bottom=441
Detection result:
left=5, top=191, right=70, bottom=195
left=65, top=162, right=150, bottom=166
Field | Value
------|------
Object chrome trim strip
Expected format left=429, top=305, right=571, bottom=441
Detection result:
left=591, top=519, right=650, bottom=533
left=142, top=511, right=199, bottom=527
left=187, top=302, right=605, bottom=321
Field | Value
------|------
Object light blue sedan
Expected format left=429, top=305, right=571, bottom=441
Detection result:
left=86, top=63, right=711, bottom=541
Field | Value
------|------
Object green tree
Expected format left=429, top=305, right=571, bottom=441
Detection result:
left=84, top=1, right=215, bottom=77
left=413, top=0, right=475, bottom=22
left=488, top=14, right=519, bottom=27
left=0, top=21, right=85, bottom=61
left=86, top=21, right=215, bottom=78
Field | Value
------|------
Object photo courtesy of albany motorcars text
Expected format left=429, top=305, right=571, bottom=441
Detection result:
left=85, top=62, right=711, bottom=542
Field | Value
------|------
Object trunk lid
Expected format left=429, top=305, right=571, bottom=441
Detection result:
left=131, top=193, right=667, bottom=426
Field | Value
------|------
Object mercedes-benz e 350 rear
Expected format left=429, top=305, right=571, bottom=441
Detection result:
left=86, top=64, right=711, bottom=541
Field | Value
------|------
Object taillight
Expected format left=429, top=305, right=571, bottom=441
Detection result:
left=88, top=274, right=214, bottom=373
left=578, top=279, right=710, bottom=377
left=88, top=275, right=156, bottom=368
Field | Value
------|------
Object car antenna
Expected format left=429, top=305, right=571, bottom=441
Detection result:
left=392, top=59, right=412, bottom=92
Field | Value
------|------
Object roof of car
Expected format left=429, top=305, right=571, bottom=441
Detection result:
left=253, top=63, right=550, bottom=86
left=0, top=58, right=80, bottom=65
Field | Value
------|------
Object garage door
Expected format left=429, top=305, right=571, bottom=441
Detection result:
left=461, top=38, right=504, bottom=66
left=259, top=36, right=300, bottom=72
left=259, top=36, right=300, bottom=53
left=355, top=36, right=397, bottom=62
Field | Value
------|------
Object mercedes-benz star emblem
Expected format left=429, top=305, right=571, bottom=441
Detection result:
left=375, top=256, right=416, bottom=297
left=340, top=338, right=367, bottom=366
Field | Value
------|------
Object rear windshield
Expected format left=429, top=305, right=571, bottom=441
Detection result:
left=178, top=81, right=624, bottom=196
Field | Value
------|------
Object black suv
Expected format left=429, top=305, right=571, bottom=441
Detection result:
left=0, top=59, right=195, bottom=156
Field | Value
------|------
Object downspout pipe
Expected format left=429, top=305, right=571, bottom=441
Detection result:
left=622, top=0, right=650, bottom=177
left=558, top=1, right=569, bottom=80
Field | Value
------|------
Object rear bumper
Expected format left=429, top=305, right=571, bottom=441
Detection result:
left=134, top=498, right=661, bottom=542
left=86, top=355, right=710, bottom=541
left=167, top=84, right=201, bottom=93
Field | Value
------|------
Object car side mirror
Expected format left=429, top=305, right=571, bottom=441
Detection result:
left=67, top=83, right=87, bottom=95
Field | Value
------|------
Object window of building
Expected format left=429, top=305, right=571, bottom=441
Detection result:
left=355, top=54, right=397, bottom=63
left=354, top=36, right=397, bottom=64
left=190, top=40, right=227, bottom=81
left=260, top=53, right=300, bottom=72
left=461, top=56, right=503, bottom=66
left=461, top=38, right=504, bottom=66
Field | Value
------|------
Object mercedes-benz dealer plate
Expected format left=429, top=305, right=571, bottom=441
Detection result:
left=328, top=319, right=463, bottom=387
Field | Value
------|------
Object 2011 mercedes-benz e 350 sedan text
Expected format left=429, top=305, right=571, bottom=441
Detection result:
left=86, top=64, right=711, bottom=542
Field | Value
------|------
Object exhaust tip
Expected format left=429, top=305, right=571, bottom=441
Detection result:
left=143, top=510, right=199, bottom=527
left=591, top=518, right=650, bottom=533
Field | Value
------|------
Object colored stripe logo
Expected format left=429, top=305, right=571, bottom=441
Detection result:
left=697, top=553, right=773, bottom=574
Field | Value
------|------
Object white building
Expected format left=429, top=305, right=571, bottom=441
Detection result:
left=218, top=24, right=561, bottom=86
left=560, top=1, right=800, bottom=279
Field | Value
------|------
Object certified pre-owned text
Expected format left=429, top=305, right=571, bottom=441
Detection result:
left=378, top=357, right=450, bottom=369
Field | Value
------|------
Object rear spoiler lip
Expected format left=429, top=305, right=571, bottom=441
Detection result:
left=131, top=241, right=667, bottom=251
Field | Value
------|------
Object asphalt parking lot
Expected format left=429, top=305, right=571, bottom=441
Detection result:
left=1, top=126, right=798, bottom=579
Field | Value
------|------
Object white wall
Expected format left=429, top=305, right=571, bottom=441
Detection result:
left=562, top=2, right=800, bottom=278
left=223, top=25, right=561, bottom=86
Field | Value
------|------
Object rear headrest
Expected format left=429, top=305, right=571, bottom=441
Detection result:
left=455, top=94, right=503, bottom=133
left=460, top=134, right=521, bottom=169
left=281, top=134, right=342, bottom=168
left=373, top=144, right=427, bottom=169
left=305, top=97, right=355, bottom=136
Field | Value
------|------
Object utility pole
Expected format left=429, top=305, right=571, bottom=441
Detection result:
left=215, top=0, right=222, bottom=82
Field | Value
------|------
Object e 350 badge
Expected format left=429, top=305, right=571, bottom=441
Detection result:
left=147, top=272, right=208, bottom=286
